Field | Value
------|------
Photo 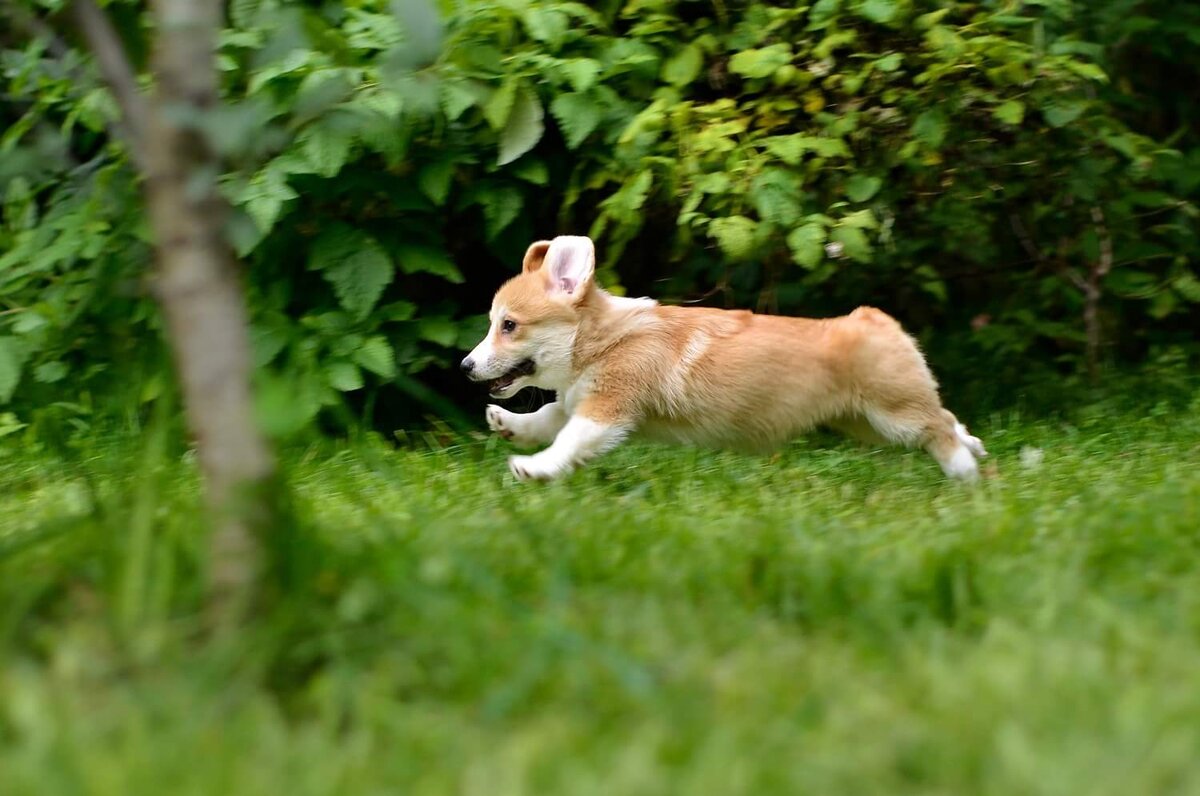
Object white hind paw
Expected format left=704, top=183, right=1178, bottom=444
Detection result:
left=943, top=445, right=980, bottom=482
left=955, top=422, right=987, bottom=458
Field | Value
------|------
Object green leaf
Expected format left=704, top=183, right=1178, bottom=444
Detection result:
left=729, top=44, right=792, bottom=79
left=523, top=8, right=569, bottom=47
left=839, top=209, right=879, bottom=229
left=484, top=79, right=517, bottom=130
left=831, top=225, right=872, bottom=262
left=601, top=171, right=654, bottom=221
left=912, top=110, right=947, bottom=148
left=1065, top=61, right=1109, bottom=82
left=561, top=58, right=602, bottom=92
left=1044, top=100, right=1086, bottom=128
left=1149, top=290, right=1178, bottom=319
left=247, top=48, right=316, bottom=93
left=916, top=265, right=947, bottom=302
left=858, top=0, right=898, bottom=24
left=237, top=164, right=299, bottom=235
left=875, top=52, right=903, bottom=72
left=418, top=317, right=458, bottom=347
left=751, top=169, right=804, bottom=228
left=809, top=0, right=843, bottom=30
left=0, top=337, right=30, bottom=404
left=765, top=134, right=850, bottom=164
left=846, top=174, right=883, bottom=202
left=916, top=9, right=949, bottom=28
left=497, top=86, right=544, bottom=166
left=382, top=69, right=441, bottom=117
left=293, top=68, right=359, bottom=124
left=353, top=336, right=396, bottom=379
left=512, top=159, right=549, bottom=186
left=788, top=223, right=827, bottom=269
left=1101, top=133, right=1144, bottom=160
left=418, top=160, right=455, bottom=206
left=993, top=99, right=1025, bottom=125
left=390, top=0, right=444, bottom=69
left=352, top=86, right=403, bottom=122
left=251, top=321, right=290, bottom=367
left=989, top=15, right=1035, bottom=27
left=12, top=312, right=46, bottom=335
left=301, top=123, right=353, bottom=178
left=441, top=79, right=484, bottom=120
left=1173, top=271, right=1200, bottom=303
left=550, top=93, right=603, bottom=150
left=0, top=412, right=27, bottom=439
left=618, top=99, right=669, bottom=145
left=662, top=44, right=703, bottom=86
left=472, top=184, right=524, bottom=239
left=395, top=244, right=463, bottom=283
left=4, top=177, right=36, bottom=230
left=381, top=301, right=418, bottom=321
left=33, top=361, right=67, bottom=384
left=1106, top=269, right=1157, bottom=297
left=694, top=173, right=732, bottom=194
left=309, top=226, right=395, bottom=320
left=230, top=0, right=261, bottom=28
left=326, top=362, right=364, bottom=392
left=255, top=369, right=328, bottom=437
left=327, top=254, right=394, bottom=321
left=709, top=216, right=759, bottom=261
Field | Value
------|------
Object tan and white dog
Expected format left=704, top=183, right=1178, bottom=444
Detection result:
left=461, top=235, right=986, bottom=482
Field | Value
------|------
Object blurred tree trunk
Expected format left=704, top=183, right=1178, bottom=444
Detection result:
left=71, top=0, right=275, bottom=625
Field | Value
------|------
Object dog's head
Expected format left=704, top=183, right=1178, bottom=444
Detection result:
left=461, top=235, right=596, bottom=398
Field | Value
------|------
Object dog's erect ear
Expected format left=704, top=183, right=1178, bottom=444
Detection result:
left=543, top=236, right=595, bottom=300
left=522, top=240, right=552, bottom=273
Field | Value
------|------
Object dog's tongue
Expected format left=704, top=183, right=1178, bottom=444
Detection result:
left=489, top=375, right=514, bottom=395
left=488, top=359, right=535, bottom=395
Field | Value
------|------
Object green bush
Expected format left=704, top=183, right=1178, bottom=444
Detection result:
left=1, top=0, right=1197, bottom=433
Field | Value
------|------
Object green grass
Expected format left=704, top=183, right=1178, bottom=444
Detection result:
left=1, top=394, right=1199, bottom=795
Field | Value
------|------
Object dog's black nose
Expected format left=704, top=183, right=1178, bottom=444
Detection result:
left=460, top=356, right=474, bottom=375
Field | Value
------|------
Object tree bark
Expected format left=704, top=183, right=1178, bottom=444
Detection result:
left=71, top=0, right=277, bottom=624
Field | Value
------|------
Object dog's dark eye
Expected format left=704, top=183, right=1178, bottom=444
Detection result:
left=501, top=319, right=517, bottom=334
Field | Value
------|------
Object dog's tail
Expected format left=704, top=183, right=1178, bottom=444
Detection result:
left=849, top=305, right=903, bottom=330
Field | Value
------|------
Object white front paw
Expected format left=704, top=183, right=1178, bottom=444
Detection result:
left=508, top=454, right=564, bottom=483
left=486, top=404, right=514, bottom=440
left=487, top=404, right=542, bottom=448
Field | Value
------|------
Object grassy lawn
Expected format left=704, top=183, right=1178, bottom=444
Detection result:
left=1, top=392, right=1199, bottom=795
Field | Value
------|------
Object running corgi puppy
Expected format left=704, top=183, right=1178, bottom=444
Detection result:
left=461, top=235, right=986, bottom=482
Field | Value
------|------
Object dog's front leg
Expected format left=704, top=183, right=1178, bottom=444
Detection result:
left=508, top=414, right=629, bottom=482
left=486, top=402, right=567, bottom=449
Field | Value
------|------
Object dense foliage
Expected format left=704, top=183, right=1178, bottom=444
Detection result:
left=1, top=0, right=1197, bottom=435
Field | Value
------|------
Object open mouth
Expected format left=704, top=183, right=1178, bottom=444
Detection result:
left=489, top=358, right=536, bottom=396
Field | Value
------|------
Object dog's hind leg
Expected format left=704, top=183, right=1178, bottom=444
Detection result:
left=953, top=419, right=987, bottom=459
left=863, top=404, right=985, bottom=482
left=920, top=409, right=983, bottom=482
left=850, top=320, right=985, bottom=481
